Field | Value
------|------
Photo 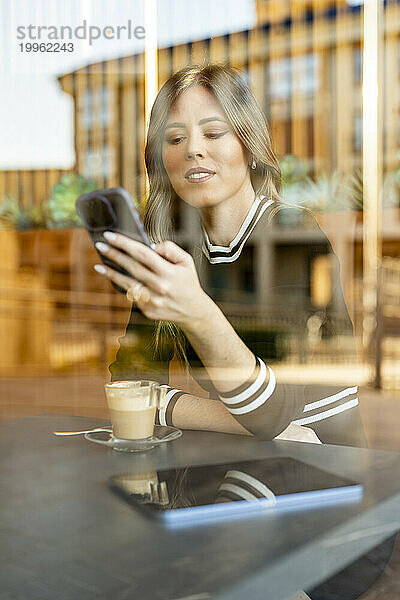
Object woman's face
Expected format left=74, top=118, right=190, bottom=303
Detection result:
left=161, top=85, right=252, bottom=209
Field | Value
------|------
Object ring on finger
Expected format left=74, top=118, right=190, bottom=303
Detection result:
left=126, top=282, right=143, bottom=303
left=133, top=282, right=144, bottom=303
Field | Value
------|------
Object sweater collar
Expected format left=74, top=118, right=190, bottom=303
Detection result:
left=202, top=195, right=274, bottom=264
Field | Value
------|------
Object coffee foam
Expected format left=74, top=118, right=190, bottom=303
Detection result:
left=106, top=381, right=141, bottom=388
left=108, top=388, right=152, bottom=411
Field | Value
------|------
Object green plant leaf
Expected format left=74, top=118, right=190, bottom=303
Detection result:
left=45, top=173, right=98, bottom=227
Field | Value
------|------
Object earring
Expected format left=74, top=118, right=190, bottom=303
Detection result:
left=251, top=159, right=257, bottom=170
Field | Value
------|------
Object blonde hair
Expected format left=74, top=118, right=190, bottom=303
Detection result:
left=143, top=63, right=283, bottom=361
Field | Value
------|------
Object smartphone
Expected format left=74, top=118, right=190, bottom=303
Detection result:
left=76, top=187, right=152, bottom=293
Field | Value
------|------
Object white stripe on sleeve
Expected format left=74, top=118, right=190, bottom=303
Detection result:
left=218, top=483, right=258, bottom=501
left=292, top=397, right=359, bottom=426
left=227, top=367, right=276, bottom=415
left=158, top=386, right=180, bottom=427
left=303, top=386, right=358, bottom=412
left=224, top=470, right=276, bottom=502
left=218, top=358, right=267, bottom=404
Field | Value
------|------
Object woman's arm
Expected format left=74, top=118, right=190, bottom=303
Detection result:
left=180, top=293, right=257, bottom=391
left=98, top=234, right=258, bottom=391
left=168, top=393, right=252, bottom=435
left=160, top=392, right=321, bottom=443
left=98, top=233, right=304, bottom=439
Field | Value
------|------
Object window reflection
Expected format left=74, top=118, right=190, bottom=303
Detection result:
left=0, top=0, right=399, bottom=451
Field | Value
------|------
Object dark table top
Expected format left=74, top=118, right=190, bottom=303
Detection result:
left=2, top=414, right=400, bottom=600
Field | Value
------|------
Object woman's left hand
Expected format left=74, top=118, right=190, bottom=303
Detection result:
left=94, top=232, right=211, bottom=327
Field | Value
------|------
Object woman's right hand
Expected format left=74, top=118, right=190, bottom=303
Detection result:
left=95, top=233, right=213, bottom=329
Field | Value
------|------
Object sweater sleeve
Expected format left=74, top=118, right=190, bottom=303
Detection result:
left=215, top=206, right=367, bottom=446
left=215, top=356, right=306, bottom=440
left=291, top=382, right=367, bottom=447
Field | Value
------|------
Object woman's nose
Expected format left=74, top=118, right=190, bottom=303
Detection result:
left=186, top=149, right=204, bottom=159
left=186, top=132, right=206, bottom=159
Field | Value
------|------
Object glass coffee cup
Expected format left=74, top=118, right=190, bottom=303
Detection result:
left=104, top=380, right=166, bottom=441
left=110, top=472, right=169, bottom=505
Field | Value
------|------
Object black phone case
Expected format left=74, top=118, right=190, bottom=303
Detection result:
left=76, top=187, right=152, bottom=293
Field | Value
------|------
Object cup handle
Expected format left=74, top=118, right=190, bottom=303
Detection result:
left=151, top=480, right=169, bottom=505
left=150, top=386, right=167, bottom=409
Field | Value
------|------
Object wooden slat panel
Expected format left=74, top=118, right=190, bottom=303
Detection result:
left=248, top=27, right=267, bottom=111
left=75, top=71, right=88, bottom=175
left=312, top=0, right=333, bottom=175
left=18, top=171, right=31, bottom=209
left=89, top=67, right=104, bottom=186
left=269, top=15, right=290, bottom=157
left=120, top=56, right=137, bottom=200
left=105, top=59, right=118, bottom=188
left=209, top=35, right=227, bottom=64
left=85, top=64, right=93, bottom=180
left=0, top=170, right=67, bottom=209
left=47, top=170, right=62, bottom=196
left=343, top=2, right=362, bottom=173
left=257, top=5, right=361, bottom=56
left=172, top=43, right=190, bottom=71
left=33, top=171, right=47, bottom=208
left=384, top=8, right=400, bottom=172
left=335, top=12, right=354, bottom=174
left=136, top=52, right=146, bottom=205
left=158, top=46, right=173, bottom=87
left=229, top=31, right=248, bottom=71
left=116, top=57, right=123, bottom=187
left=6, top=171, right=19, bottom=200
left=256, top=0, right=290, bottom=25
left=270, top=113, right=289, bottom=157
left=290, top=1, right=312, bottom=162
left=0, top=172, right=5, bottom=201
left=191, top=39, right=209, bottom=67
left=100, top=62, right=108, bottom=189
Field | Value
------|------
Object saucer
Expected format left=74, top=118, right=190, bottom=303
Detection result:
left=85, top=425, right=182, bottom=452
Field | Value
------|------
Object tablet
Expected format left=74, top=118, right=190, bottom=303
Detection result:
left=109, top=457, right=363, bottom=527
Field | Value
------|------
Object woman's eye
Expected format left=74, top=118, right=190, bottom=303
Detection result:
left=165, top=131, right=227, bottom=144
left=166, top=136, right=185, bottom=144
left=204, top=131, right=227, bottom=139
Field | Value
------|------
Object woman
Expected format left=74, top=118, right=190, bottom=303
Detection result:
left=95, top=64, right=395, bottom=600
left=95, top=63, right=366, bottom=448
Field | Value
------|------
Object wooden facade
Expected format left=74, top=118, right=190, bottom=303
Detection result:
left=55, top=1, right=400, bottom=208
left=2, top=2, right=400, bottom=212
left=0, top=169, right=72, bottom=210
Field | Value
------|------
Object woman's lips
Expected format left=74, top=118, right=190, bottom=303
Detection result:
left=185, top=172, right=215, bottom=184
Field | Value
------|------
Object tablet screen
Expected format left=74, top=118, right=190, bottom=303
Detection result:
left=109, top=457, right=362, bottom=526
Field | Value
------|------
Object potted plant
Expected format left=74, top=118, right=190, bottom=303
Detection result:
left=45, top=173, right=97, bottom=228
left=0, top=173, right=100, bottom=292
left=0, top=196, right=47, bottom=230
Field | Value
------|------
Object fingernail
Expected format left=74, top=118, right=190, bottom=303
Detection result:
left=150, top=243, right=156, bottom=250
left=94, top=264, right=107, bottom=275
left=104, top=231, right=117, bottom=241
left=95, top=242, right=109, bottom=253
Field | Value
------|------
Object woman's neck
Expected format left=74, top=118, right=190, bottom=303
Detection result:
left=200, top=185, right=256, bottom=247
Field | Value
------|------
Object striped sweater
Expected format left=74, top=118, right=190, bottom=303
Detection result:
left=110, top=196, right=367, bottom=448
